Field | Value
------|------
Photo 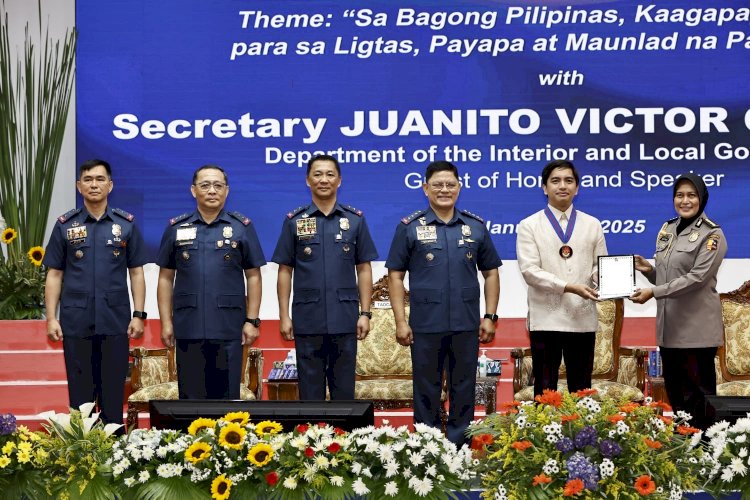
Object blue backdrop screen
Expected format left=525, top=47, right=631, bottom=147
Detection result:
left=76, top=1, right=750, bottom=260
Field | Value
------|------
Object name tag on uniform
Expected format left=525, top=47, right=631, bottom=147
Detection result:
left=416, top=225, right=437, bottom=242
left=176, top=227, right=197, bottom=241
left=296, top=218, right=317, bottom=237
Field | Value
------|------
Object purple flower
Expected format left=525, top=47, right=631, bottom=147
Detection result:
left=0, top=413, right=17, bottom=435
left=555, top=437, right=575, bottom=453
left=599, top=439, right=622, bottom=458
left=574, top=425, right=598, bottom=449
left=566, top=452, right=600, bottom=490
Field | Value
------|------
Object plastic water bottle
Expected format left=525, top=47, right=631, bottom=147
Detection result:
left=478, top=349, right=488, bottom=378
left=284, top=349, right=297, bottom=369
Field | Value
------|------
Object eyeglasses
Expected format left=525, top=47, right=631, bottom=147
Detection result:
left=427, top=182, right=459, bottom=192
left=194, top=182, right=227, bottom=192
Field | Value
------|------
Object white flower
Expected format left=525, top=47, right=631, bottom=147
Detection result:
left=137, top=470, right=150, bottom=483
left=384, top=481, right=399, bottom=496
left=330, top=475, right=344, bottom=487
left=352, top=462, right=362, bottom=475
left=425, top=464, right=437, bottom=477
left=384, top=460, right=399, bottom=478
left=315, top=455, right=329, bottom=468
left=741, top=448, right=749, bottom=458
left=283, top=476, right=298, bottom=489
left=411, top=477, right=433, bottom=496
left=78, top=402, right=96, bottom=419
left=123, top=477, right=135, bottom=487
left=730, top=457, right=748, bottom=476
left=736, top=434, right=748, bottom=444
left=103, top=423, right=123, bottom=437
left=422, top=441, right=440, bottom=456
left=542, top=459, right=559, bottom=475
left=599, top=458, right=615, bottom=477
left=721, top=467, right=735, bottom=482
left=352, top=478, right=370, bottom=495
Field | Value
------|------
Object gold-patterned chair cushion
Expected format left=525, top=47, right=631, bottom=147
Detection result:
left=128, top=382, right=257, bottom=403
left=355, top=379, right=413, bottom=400
left=717, top=382, right=750, bottom=397
left=721, top=301, right=750, bottom=376
left=514, top=380, right=643, bottom=402
left=356, top=307, right=412, bottom=377
left=137, top=357, right=172, bottom=388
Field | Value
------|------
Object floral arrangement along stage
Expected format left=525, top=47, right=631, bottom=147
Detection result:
left=468, top=389, right=718, bottom=499
left=0, top=225, right=46, bottom=319
left=704, top=416, right=750, bottom=495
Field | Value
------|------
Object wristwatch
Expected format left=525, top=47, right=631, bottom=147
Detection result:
left=359, top=311, right=373, bottom=319
left=132, top=311, right=147, bottom=319
left=244, top=317, right=261, bottom=328
left=483, top=313, right=499, bottom=322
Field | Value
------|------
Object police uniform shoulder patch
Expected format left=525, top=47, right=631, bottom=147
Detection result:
left=57, top=208, right=80, bottom=224
left=286, top=205, right=308, bottom=219
left=229, top=211, right=251, bottom=226
left=112, top=207, right=135, bottom=221
left=169, top=213, right=191, bottom=226
left=401, top=209, right=427, bottom=224
left=460, top=209, right=484, bottom=223
left=701, top=216, right=719, bottom=229
left=342, top=204, right=363, bottom=217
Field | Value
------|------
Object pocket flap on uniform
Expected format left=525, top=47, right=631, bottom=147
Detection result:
left=336, top=288, right=359, bottom=302
left=105, top=289, right=130, bottom=306
left=461, top=286, right=480, bottom=301
left=217, top=294, right=245, bottom=309
left=61, top=291, right=88, bottom=308
left=174, top=294, right=197, bottom=309
left=293, top=288, right=320, bottom=304
left=411, top=288, right=442, bottom=304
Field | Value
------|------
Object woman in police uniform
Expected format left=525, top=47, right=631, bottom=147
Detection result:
left=631, top=173, right=727, bottom=429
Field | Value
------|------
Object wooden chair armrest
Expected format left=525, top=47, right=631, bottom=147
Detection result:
left=511, top=348, right=531, bottom=395
left=618, top=347, right=648, bottom=392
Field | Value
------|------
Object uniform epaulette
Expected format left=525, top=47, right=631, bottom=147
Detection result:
left=57, top=208, right=80, bottom=223
left=460, top=209, right=484, bottom=223
left=112, top=207, right=135, bottom=222
left=169, top=213, right=191, bottom=226
left=342, top=204, right=363, bottom=216
left=401, top=209, right=427, bottom=224
left=286, top=205, right=308, bottom=219
left=665, top=216, right=679, bottom=225
left=229, top=211, right=251, bottom=226
left=701, top=216, right=719, bottom=229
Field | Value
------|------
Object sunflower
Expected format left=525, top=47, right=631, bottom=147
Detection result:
left=254, top=420, right=283, bottom=437
left=188, top=417, right=217, bottom=436
left=1, top=227, right=17, bottom=244
left=218, top=422, right=246, bottom=449
left=222, top=411, right=250, bottom=426
left=246, top=443, right=274, bottom=466
left=27, top=246, right=44, bottom=266
left=185, top=441, right=211, bottom=464
left=210, top=474, right=232, bottom=500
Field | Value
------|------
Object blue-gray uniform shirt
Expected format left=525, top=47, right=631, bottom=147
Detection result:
left=43, top=206, right=148, bottom=337
left=156, top=209, right=266, bottom=340
left=385, top=207, right=502, bottom=334
left=271, top=202, right=378, bottom=335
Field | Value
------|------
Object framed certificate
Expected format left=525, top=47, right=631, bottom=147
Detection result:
left=597, top=255, right=636, bottom=300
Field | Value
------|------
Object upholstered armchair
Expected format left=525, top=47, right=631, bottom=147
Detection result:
left=511, top=299, right=648, bottom=401
left=716, top=280, right=750, bottom=396
left=354, top=276, right=448, bottom=422
left=126, top=345, right=263, bottom=428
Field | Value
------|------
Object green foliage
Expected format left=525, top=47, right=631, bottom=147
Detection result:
left=0, top=254, right=45, bottom=319
left=0, top=0, right=76, bottom=264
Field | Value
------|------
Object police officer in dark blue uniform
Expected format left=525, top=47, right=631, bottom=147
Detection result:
left=272, top=154, right=378, bottom=400
left=156, top=165, right=265, bottom=399
left=386, top=160, right=501, bottom=446
left=44, top=159, right=148, bottom=427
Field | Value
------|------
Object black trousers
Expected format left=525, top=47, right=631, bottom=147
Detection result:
left=295, top=333, right=357, bottom=400
left=411, top=330, right=479, bottom=446
left=661, top=346, right=718, bottom=430
left=62, top=334, right=129, bottom=426
left=176, top=339, right=243, bottom=399
left=529, top=331, right=596, bottom=397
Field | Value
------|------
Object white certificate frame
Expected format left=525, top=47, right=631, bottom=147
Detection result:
left=597, top=255, right=636, bottom=300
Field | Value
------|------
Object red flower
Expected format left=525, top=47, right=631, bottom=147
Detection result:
left=644, top=438, right=663, bottom=449
left=327, top=442, right=341, bottom=453
left=296, top=424, right=309, bottom=433
left=563, top=479, right=584, bottom=496
left=304, top=447, right=314, bottom=458
left=533, top=474, right=552, bottom=486
left=499, top=401, right=521, bottom=410
left=265, top=471, right=279, bottom=486
left=511, top=440, right=533, bottom=451
left=574, top=388, right=598, bottom=397
left=535, top=389, right=562, bottom=407
left=676, top=425, right=700, bottom=435
left=561, top=414, right=580, bottom=423
left=608, top=414, right=625, bottom=424
left=317, top=422, right=328, bottom=428
left=620, top=402, right=640, bottom=413
left=334, top=427, right=345, bottom=435
left=470, top=434, right=494, bottom=450
left=634, top=475, right=656, bottom=496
